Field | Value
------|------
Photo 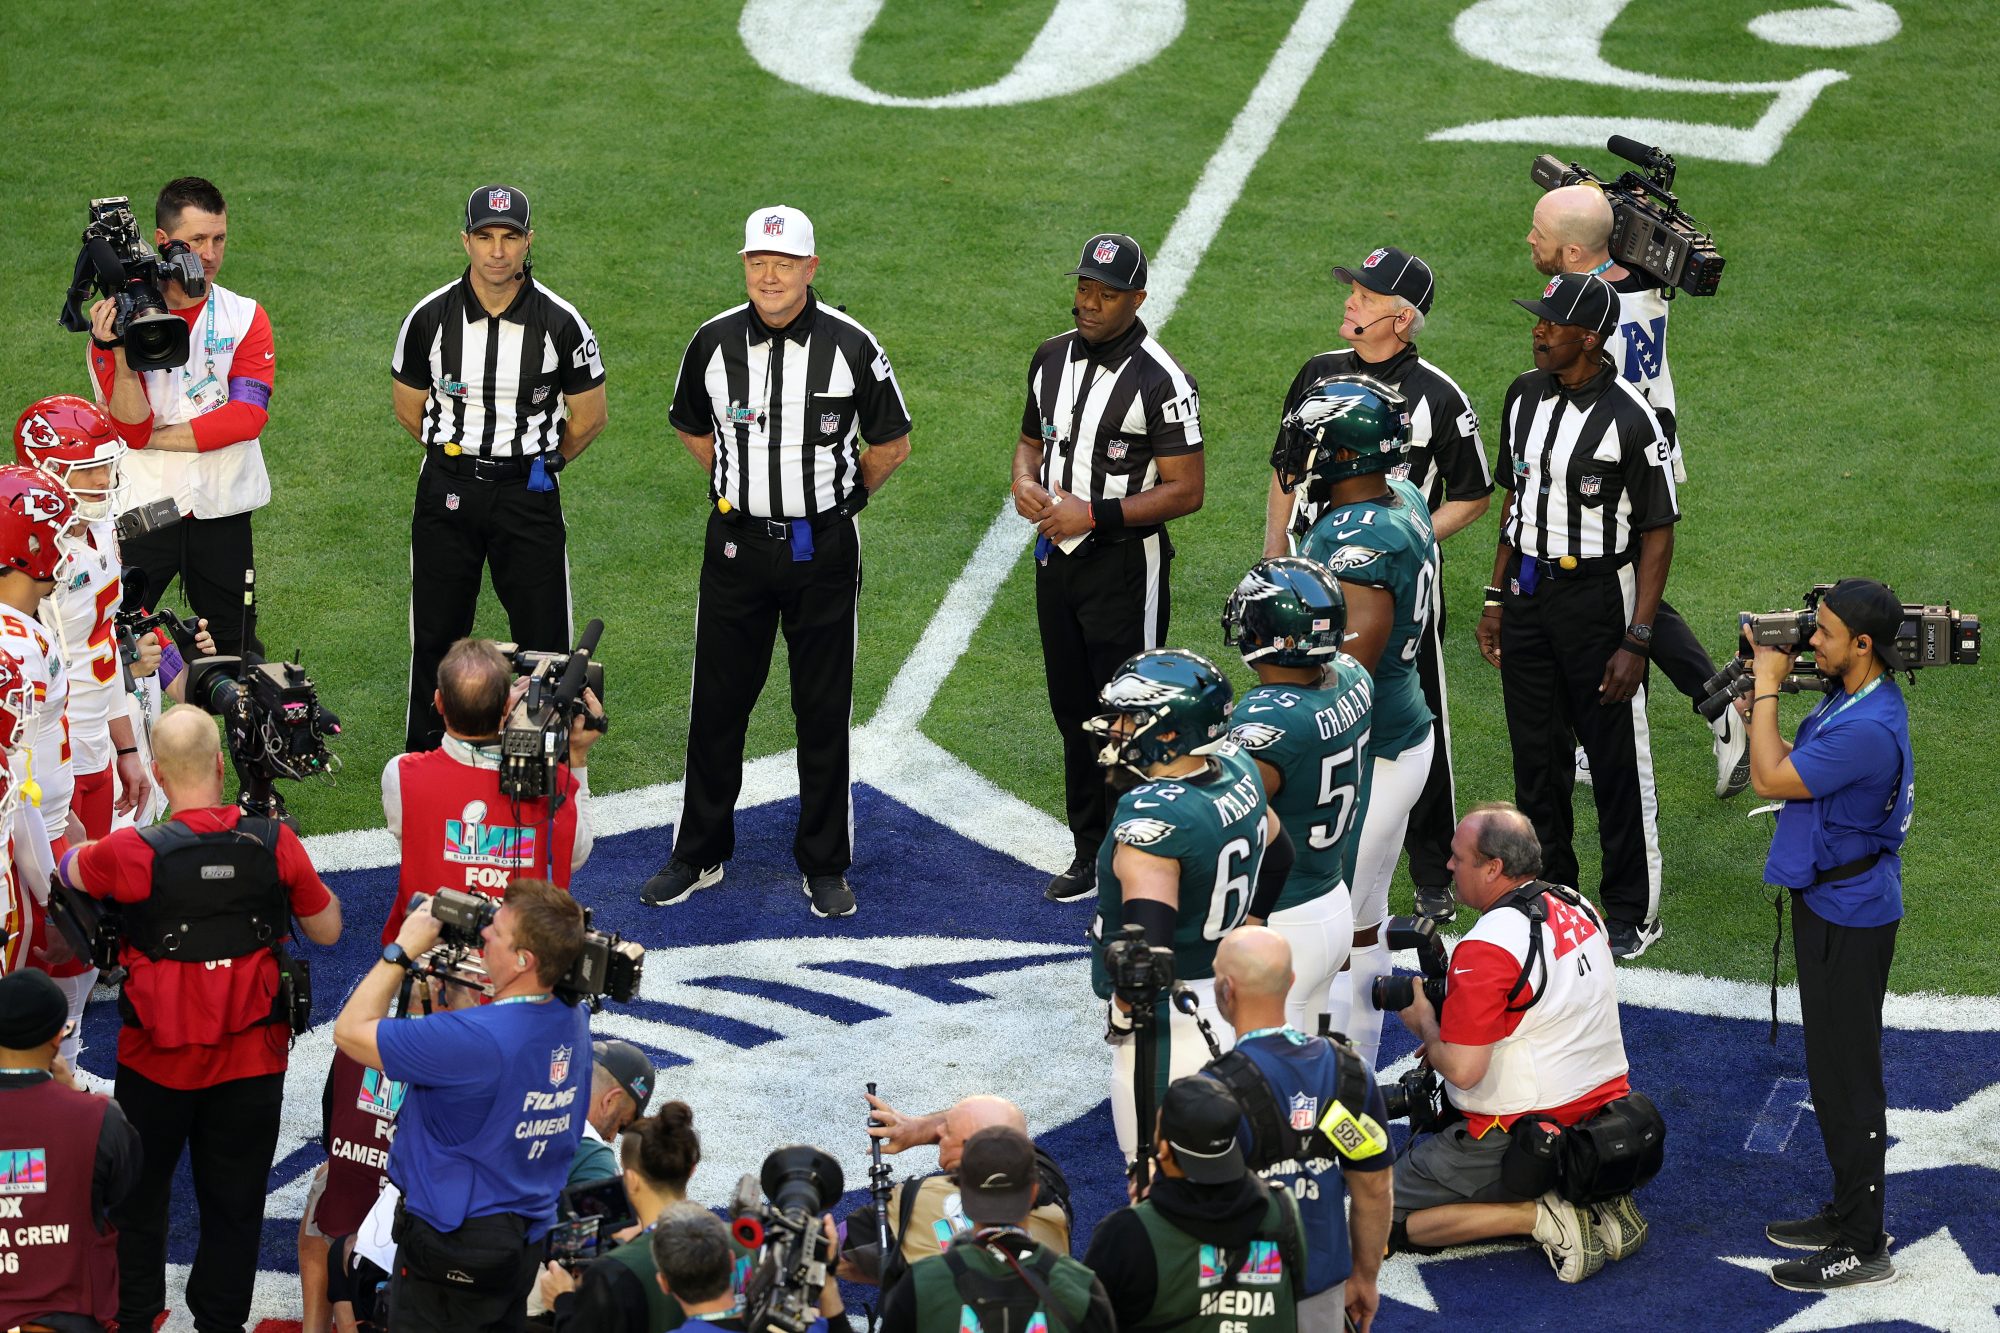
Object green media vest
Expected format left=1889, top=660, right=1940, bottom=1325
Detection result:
left=1127, top=1187, right=1304, bottom=1333
left=910, top=1237, right=1098, bottom=1333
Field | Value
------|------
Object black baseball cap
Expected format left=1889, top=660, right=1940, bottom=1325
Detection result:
left=466, top=184, right=531, bottom=234
left=1820, top=578, right=1908, bottom=671
left=592, top=1039, right=655, bottom=1116
left=1514, top=272, right=1620, bottom=336
left=0, top=969, right=68, bottom=1049
left=1160, top=1076, right=1247, bottom=1185
left=959, top=1126, right=1039, bottom=1224
left=1067, top=233, right=1148, bottom=291
left=1332, top=246, right=1435, bottom=314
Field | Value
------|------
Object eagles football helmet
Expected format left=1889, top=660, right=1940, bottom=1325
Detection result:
left=1271, top=375, right=1411, bottom=495
left=14, top=395, right=123, bottom=523
left=1085, top=648, right=1235, bottom=777
left=0, top=465, right=78, bottom=583
left=1222, top=557, right=1348, bottom=668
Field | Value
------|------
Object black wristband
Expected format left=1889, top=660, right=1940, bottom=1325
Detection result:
left=115, top=746, right=138, bottom=756
left=1483, top=586, right=1504, bottom=601
left=1622, top=637, right=1652, bottom=657
left=1090, top=498, right=1124, bottom=533
left=1752, top=693, right=1781, bottom=706
left=1126, top=896, right=1177, bottom=953
left=92, top=335, right=124, bottom=351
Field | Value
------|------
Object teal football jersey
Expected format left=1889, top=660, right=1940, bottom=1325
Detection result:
left=1299, top=477, right=1438, bottom=760
left=1229, top=656, right=1376, bottom=912
left=1092, top=743, right=1269, bottom=998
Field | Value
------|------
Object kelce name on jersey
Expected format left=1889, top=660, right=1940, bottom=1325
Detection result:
left=1211, top=770, right=1263, bottom=825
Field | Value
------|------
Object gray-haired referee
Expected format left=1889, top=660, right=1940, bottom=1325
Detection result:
left=642, top=205, right=911, bottom=919
left=1014, top=233, right=1205, bottom=904
left=392, top=184, right=607, bottom=751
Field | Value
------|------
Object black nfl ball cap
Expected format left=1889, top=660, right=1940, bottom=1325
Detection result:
left=1160, top=1075, right=1247, bottom=1185
left=1820, top=578, right=1909, bottom=671
left=1332, top=246, right=1435, bottom=314
left=1067, top=233, right=1148, bottom=291
left=958, top=1126, right=1040, bottom=1225
left=466, top=184, right=531, bottom=234
left=1514, top=271, right=1620, bottom=336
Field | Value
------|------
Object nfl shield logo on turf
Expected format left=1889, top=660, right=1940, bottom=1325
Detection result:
left=1093, top=239, right=1120, bottom=264
left=820, top=412, right=841, bottom=434
left=724, top=541, right=737, bottom=559
left=764, top=214, right=785, bottom=237
left=1364, top=247, right=1389, bottom=268
left=445, top=493, right=460, bottom=511
left=488, top=188, right=511, bottom=212
left=1581, top=474, right=1602, bottom=496
left=549, top=1045, right=571, bottom=1086
left=1290, top=1092, right=1318, bottom=1131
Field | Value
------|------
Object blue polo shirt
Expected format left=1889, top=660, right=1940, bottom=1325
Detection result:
left=1764, top=676, right=1912, bottom=927
left=376, top=994, right=591, bottom=1240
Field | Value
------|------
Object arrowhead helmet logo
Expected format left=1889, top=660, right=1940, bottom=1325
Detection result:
left=1093, top=239, right=1120, bottom=264
left=488, top=189, right=512, bottom=213
left=18, top=489, right=67, bottom=525
left=20, top=414, right=57, bottom=452
left=1363, top=248, right=1389, bottom=268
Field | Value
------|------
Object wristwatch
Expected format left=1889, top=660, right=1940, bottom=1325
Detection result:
left=1625, top=623, right=1654, bottom=645
left=380, top=943, right=411, bottom=969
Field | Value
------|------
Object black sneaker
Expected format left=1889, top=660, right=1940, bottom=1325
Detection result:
left=1044, top=854, right=1096, bottom=903
left=641, top=859, right=723, bottom=907
left=804, top=874, right=857, bottom=919
left=1607, top=917, right=1663, bottom=960
left=1413, top=885, right=1457, bottom=925
left=1770, top=1242, right=1895, bottom=1292
left=1767, top=1207, right=1893, bottom=1252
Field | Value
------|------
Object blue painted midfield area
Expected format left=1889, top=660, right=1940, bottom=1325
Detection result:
left=78, top=787, right=2000, bottom=1329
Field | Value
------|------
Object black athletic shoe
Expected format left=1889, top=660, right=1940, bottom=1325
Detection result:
left=1767, top=1207, right=1893, bottom=1252
left=1607, top=917, right=1663, bottom=960
left=1044, top=854, right=1096, bottom=903
left=804, top=874, right=857, bottom=919
left=641, top=859, right=723, bottom=907
left=1770, top=1243, right=1895, bottom=1292
left=1413, top=885, right=1457, bottom=925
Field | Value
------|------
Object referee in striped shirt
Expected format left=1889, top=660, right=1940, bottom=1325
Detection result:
left=641, top=206, right=911, bottom=920
left=1014, top=233, right=1204, bottom=903
left=1477, top=272, right=1677, bottom=960
left=392, top=184, right=607, bottom=751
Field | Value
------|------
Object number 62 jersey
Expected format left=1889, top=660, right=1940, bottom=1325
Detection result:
left=1091, top=741, right=1269, bottom=999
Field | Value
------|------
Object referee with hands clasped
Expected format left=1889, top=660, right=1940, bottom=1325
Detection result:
left=1015, top=232, right=1205, bottom=904
left=643, top=205, right=912, bottom=920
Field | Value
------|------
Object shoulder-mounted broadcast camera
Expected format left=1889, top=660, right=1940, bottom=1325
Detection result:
left=409, top=887, right=643, bottom=1011
left=498, top=619, right=607, bottom=800
left=1532, top=136, right=1726, bottom=297
left=59, top=197, right=208, bottom=372
left=1698, top=586, right=1982, bottom=721
left=728, top=1146, right=844, bottom=1333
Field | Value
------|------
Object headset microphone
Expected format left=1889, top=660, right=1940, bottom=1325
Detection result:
left=1347, top=313, right=1398, bottom=338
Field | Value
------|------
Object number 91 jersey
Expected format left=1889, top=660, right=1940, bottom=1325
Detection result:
left=43, top=519, right=122, bottom=776
left=1091, top=741, right=1268, bottom=1000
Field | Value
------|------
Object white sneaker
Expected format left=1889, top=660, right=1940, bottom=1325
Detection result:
left=1533, top=1191, right=1606, bottom=1283
left=1713, top=708, right=1750, bottom=799
left=1574, top=745, right=1593, bottom=786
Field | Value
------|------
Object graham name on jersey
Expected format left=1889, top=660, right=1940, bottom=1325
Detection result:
left=1315, top=674, right=1373, bottom=739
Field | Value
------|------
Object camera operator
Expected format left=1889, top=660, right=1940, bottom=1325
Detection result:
left=880, top=1126, right=1113, bottom=1333
left=1748, top=579, right=1912, bottom=1292
left=86, top=177, right=271, bottom=659
left=1084, top=1075, right=1307, bottom=1332
left=565, top=1039, right=655, bottom=1189
left=0, top=968, right=140, bottom=1333
left=333, top=880, right=591, bottom=1332
left=1209, top=927, right=1392, bottom=1332
left=1386, top=804, right=1641, bottom=1285
left=53, top=703, right=342, bottom=1331
left=379, top=637, right=601, bottom=945
left=1526, top=184, right=1748, bottom=800
left=848, top=1093, right=1074, bottom=1290
left=649, top=1203, right=843, bottom=1332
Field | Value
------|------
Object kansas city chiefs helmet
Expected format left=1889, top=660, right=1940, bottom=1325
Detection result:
left=1271, top=375, right=1411, bottom=496
left=1085, top=648, right=1236, bottom=777
left=14, top=395, right=124, bottom=523
left=1223, top=557, right=1349, bottom=668
left=0, top=464, right=79, bottom=582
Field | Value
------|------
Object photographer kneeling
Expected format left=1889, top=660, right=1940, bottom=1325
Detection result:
left=381, top=637, right=602, bottom=943
left=334, top=880, right=591, bottom=1333
left=1387, top=803, right=1650, bottom=1285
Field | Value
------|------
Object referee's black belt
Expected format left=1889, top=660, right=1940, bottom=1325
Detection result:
left=424, top=448, right=550, bottom=482
left=1511, top=548, right=1635, bottom=580
left=713, top=489, right=868, bottom=541
left=1054, top=522, right=1165, bottom=557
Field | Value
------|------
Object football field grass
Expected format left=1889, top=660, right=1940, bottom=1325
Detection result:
left=1, top=0, right=1994, bottom=998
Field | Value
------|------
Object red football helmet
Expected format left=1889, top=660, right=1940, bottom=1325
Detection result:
left=15, top=395, right=124, bottom=523
left=0, top=465, right=77, bottom=582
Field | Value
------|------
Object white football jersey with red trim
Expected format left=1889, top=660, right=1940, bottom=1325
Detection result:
left=0, top=607, right=74, bottom=842
left=42, top=519, right=122, bottom=775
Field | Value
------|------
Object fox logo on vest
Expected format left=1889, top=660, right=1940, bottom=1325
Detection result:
left=444, top=799, right=539, bottom=884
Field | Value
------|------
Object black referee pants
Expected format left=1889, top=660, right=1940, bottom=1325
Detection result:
left=1793, top=892, right=1898, bottom=1252
left=1499, top=568, right=1663, bottom=928
left=405, top=460, right=571, bottom=751
left=1402, top=599, right=1458, bottom=887
left=673, top=510, right=860, bottom=877
left=112, top=1065, right=284, bottom=1332
left=121, top=510, right=264, bottom=660
left=1035, top=531, right=1171, bottom=861
left=1652, top=599, right=1720, bottom=708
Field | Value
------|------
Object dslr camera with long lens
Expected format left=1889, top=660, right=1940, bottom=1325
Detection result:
left=59, top=196, right=208, bottom=372
left=411, top=888, right=643, bottom=1011
left=1532, top=136, right=1726, bottom=297
left=1369, top=915, right=1449, bottom=1015
left=498, top=619, right=608, bottom=800
left=728, top=1146, right=844, bottom=1333
left=1697, top=585, right=1982, bottom=721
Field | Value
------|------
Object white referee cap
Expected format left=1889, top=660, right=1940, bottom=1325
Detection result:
left=742, top=206, right=815, bottom=258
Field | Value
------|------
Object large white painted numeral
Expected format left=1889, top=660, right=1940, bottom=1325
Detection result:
left=739, top=0, right=1185, bottom=109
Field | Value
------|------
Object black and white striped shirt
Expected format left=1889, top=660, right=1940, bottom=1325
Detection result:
left=670, top=294, right=910, bottom=520
left=391, top=270, right=604, bottom=457
left=1021, top=318, right=1200, bottom=512
left=1498, top=361, right=1678, bottom=561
